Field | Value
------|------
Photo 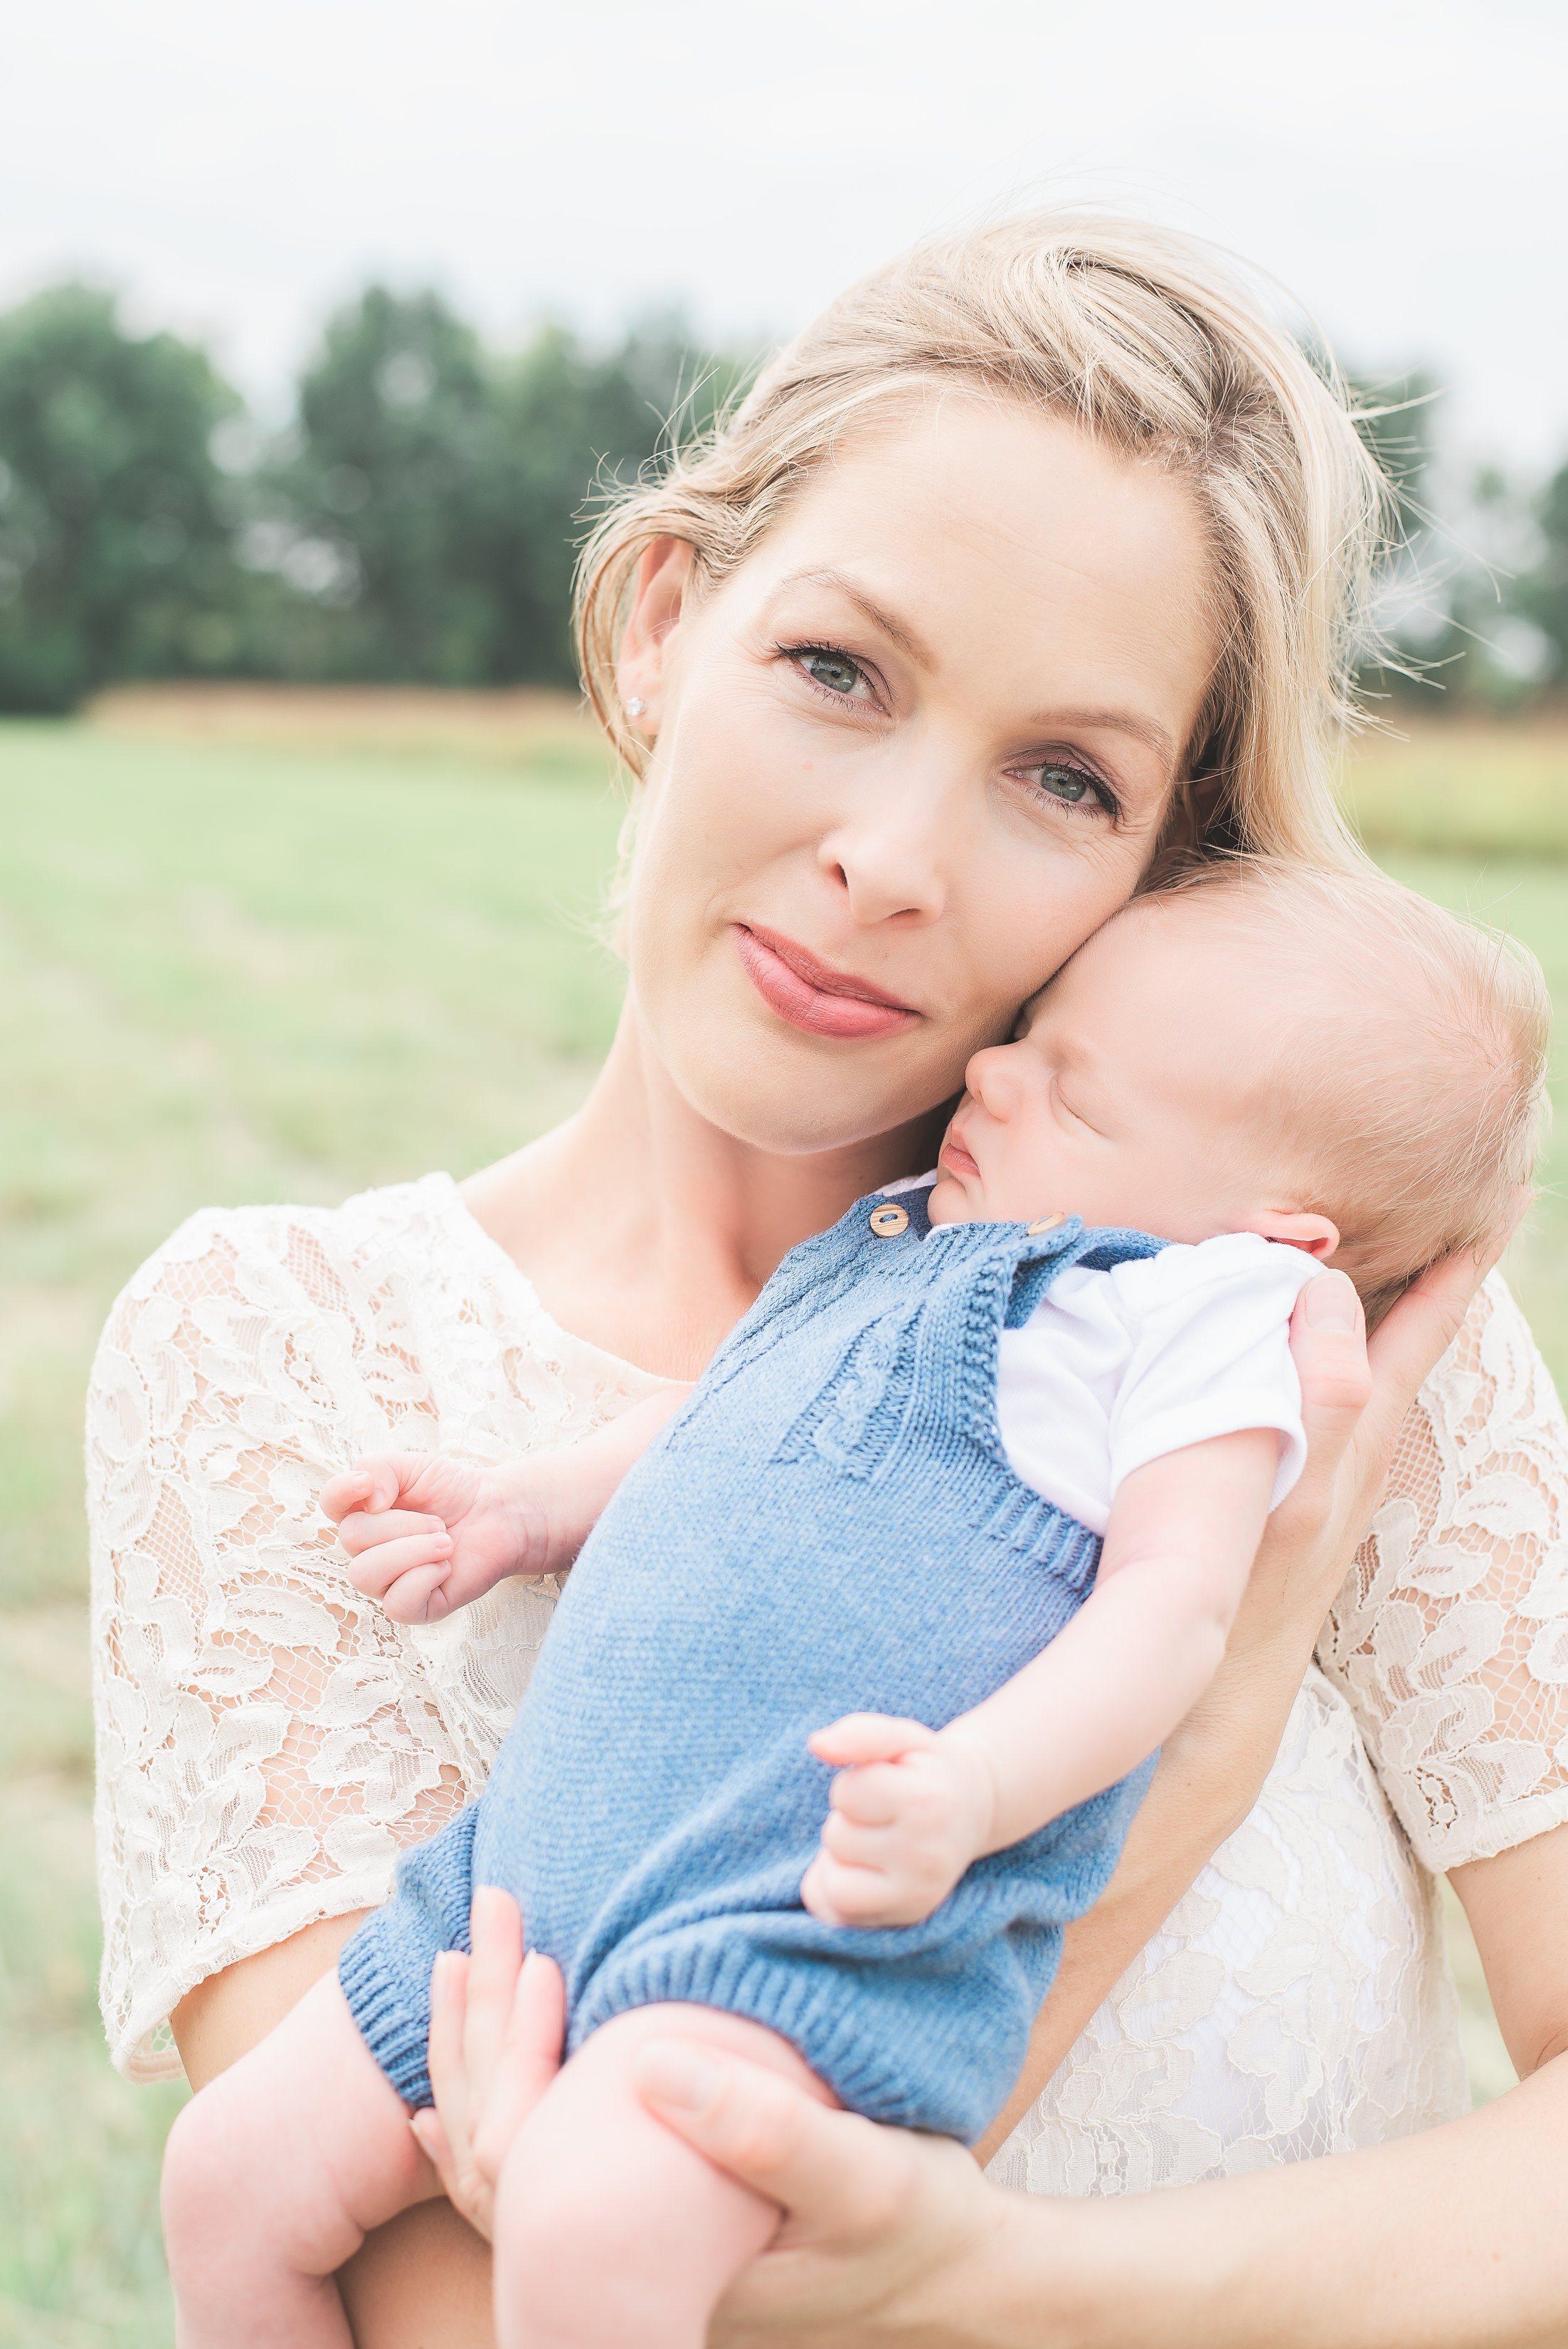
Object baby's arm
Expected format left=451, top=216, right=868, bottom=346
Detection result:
left=802, top=1424, right=1278, bottom=1928
left=322, top=1384, right=691, bottom=1623
left=161, top=1971, right=437, bottom=2349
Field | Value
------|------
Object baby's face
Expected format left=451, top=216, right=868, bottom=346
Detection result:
left=927, top=901, right=1301, bottom=1244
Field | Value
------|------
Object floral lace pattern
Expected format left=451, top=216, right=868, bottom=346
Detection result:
left=90, top=1185, right=1568, bottom=2198
left=89, top=1176, right=664, bottom=2079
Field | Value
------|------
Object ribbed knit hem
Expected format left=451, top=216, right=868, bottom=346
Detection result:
left=338, top=1801, right=481, bottom=2111
left=574, top=1938, right=1022, bottom=2144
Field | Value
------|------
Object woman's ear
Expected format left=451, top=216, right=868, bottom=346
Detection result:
left=617, top=537, right=696, bottom=729
left=1244, top=1209, right=1341, bottom=1259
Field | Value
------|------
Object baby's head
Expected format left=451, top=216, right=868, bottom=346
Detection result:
left=928, top=861, right=1550, bottom=1325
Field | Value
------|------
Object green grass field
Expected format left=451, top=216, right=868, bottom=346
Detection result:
left=0, top=712, right=1562, bottom=2343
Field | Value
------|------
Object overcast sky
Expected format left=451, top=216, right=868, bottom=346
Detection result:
left=5, top=0, right=1565, bottom=472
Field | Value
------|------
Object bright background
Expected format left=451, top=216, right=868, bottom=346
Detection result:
left=6, top=0, right=1565, bottom=465
left=1, top=6, right=1564, bottom=2342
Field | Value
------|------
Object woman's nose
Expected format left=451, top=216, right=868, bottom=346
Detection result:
left=815, top=760, right=953, bottom=926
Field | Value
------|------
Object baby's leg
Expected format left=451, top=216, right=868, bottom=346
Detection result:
left=494, top=2003, right=832, bottom=2349
left=162, top=1970, right=438, bottom=2348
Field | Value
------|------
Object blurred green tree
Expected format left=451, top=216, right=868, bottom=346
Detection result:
left=1517, top=458, right=1568, bottom=686
left=0, top=286, right=243, bottom=711
left=257, top=289, right=750, bottom=685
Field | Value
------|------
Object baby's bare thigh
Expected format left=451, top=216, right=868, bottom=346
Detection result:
left=492, top=2005, right=834, bottom=2342
left=563, top=2003, right=837, bottom=2101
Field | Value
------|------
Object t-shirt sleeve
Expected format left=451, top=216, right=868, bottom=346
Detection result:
left=1106, top=1235, right=1321, bottom=1511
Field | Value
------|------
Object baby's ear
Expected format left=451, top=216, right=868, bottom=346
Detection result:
left=1244, top=1209, right=1340, bottom=1259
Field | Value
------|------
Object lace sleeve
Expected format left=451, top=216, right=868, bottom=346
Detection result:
left=1318, top=1272, right=1568, bottom=1870
left=89, top=1202, right=474, bottom=2080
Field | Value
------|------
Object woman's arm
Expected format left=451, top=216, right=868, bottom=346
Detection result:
left=645, top=1860, right=1568, bottom=2349
left=172, top=1921, right=497, bottom=2348
left=420, top=1850, right=1568, bottom=2348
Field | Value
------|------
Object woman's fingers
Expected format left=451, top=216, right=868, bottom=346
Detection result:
left=418, top=1890, right=566, bottom=2241
left=1362, top=1248, right=1488, bottom=1444
left=420, top=1950, right=490, bottom=2235
left=470, top=1949, right=568, bottom=2187
left=637, top=2039, right=887, bottom=2207
left=462, top=1885, right=525, bottom=2103
left=635, top=2042, right=987, bottom=2335
left=1288, top=1273, right=1370, bottom=1478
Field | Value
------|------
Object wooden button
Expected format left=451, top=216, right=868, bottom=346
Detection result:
left=868, top=1202, right=910, bottom=1238
left=1026, top=1212, right=1067, bottom=1236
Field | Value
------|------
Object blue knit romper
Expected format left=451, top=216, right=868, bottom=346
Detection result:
left=341, top=1191, right=1165, bottom=2143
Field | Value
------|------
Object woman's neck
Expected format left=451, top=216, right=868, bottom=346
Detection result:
left=462, top=1002, right=945, bottom=1381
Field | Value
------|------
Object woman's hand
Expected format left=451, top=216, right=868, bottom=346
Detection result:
left=636, top=2040, right=1010, bottom=2345
left=409, top=1888, right=567, bottom=2241
left=972, top=1228, right=1523, bottom=2165
left=1253, top=1226, right=1517, bottom=1661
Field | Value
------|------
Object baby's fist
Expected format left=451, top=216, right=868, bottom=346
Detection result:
left=800, top=1714, right=995, bottom=1929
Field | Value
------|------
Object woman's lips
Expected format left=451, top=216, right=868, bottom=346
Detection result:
left=732, top=925, right=918, bottom=1041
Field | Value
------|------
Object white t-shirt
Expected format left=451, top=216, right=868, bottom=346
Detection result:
left=882, top=1179, right=1320, bottom=1537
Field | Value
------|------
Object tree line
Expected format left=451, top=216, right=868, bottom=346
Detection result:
left=0, top=280, right=1562, bottom=714
left=0, top=284, right=748, bottom=713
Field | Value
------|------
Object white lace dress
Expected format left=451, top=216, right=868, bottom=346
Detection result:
left=88, top=1175, right=1568, bottom=2192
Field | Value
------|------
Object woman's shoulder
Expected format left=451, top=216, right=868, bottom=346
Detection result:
left=95, top=1170, right=531, bottom=1362
left=112, top=1170, right=475, bottom=1306
left=89, top=1167, right=666, bottom=1466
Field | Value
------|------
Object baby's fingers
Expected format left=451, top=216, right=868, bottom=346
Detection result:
left=337, top=1508, right=451, bottom=1561
left=808, top=1713, right=939, bottom=1769
left=802, top=1852, right=924, bottom=1930
left=319, top=1466, right=373, bottom=1525
left=321, top=1455, right=418, bottom=1523
left=827, top=1761, right=909, bottom=1827
left=342, top=1529, right=452, bottom=1607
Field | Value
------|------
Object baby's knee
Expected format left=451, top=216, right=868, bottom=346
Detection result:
left=161, top=2077, right=250, bottom=2279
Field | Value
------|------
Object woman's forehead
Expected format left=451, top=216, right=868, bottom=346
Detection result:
left=728, top=405, right=1214, bottom=736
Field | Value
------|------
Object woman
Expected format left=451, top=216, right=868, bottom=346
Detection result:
left=89, top=215, right=1568, bottom=2343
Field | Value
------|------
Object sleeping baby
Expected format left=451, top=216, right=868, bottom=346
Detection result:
left=161, top=859, right=1548, bottom=2348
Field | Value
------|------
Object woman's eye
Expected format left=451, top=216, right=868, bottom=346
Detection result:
left=800, top=649, right=864, bottom=697
left=1018, top=759, right=1115, bottom=817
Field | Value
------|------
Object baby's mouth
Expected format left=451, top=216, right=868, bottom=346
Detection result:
left=939, top=1130, right=982, bottom=1182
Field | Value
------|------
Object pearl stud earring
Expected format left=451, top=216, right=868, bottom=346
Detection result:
left=625, top=697, right=648, bottom=719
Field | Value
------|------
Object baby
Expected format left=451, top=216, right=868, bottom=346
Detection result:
left=161, top=861, right=1547, bottom=2349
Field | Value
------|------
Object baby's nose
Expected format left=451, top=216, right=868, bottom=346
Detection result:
left=966, top=1047, right=1020, bottom=1115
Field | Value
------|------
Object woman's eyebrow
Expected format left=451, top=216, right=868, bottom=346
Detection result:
left=1035, top=707, right=1177, bottom=771
left=768, top=569, right=935, bottom=668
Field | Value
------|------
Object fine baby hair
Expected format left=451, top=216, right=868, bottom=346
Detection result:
left=1130, top=859, right=1551, bottom=1327
left=576, top=209, right=1396, bottom=869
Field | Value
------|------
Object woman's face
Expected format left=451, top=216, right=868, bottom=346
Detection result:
left=618, top=400, right=1216, bottom=1157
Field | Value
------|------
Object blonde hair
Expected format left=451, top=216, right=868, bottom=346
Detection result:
left=575, top=211, right=1397, bottom=865
left=1135, top=862, right=1552, bottom=1327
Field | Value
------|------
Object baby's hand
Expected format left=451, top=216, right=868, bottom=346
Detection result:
left=799, top=1714, right=996, bottom=1929
left=321, top=1455, right=552, bottom=1626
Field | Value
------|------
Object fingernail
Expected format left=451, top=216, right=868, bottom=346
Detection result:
left=432, top=1953, right=449, bottom=2007
left=1305, top=1275, right=1358, bottom=1331
left=638, top=2042, right=721, bottom=2111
